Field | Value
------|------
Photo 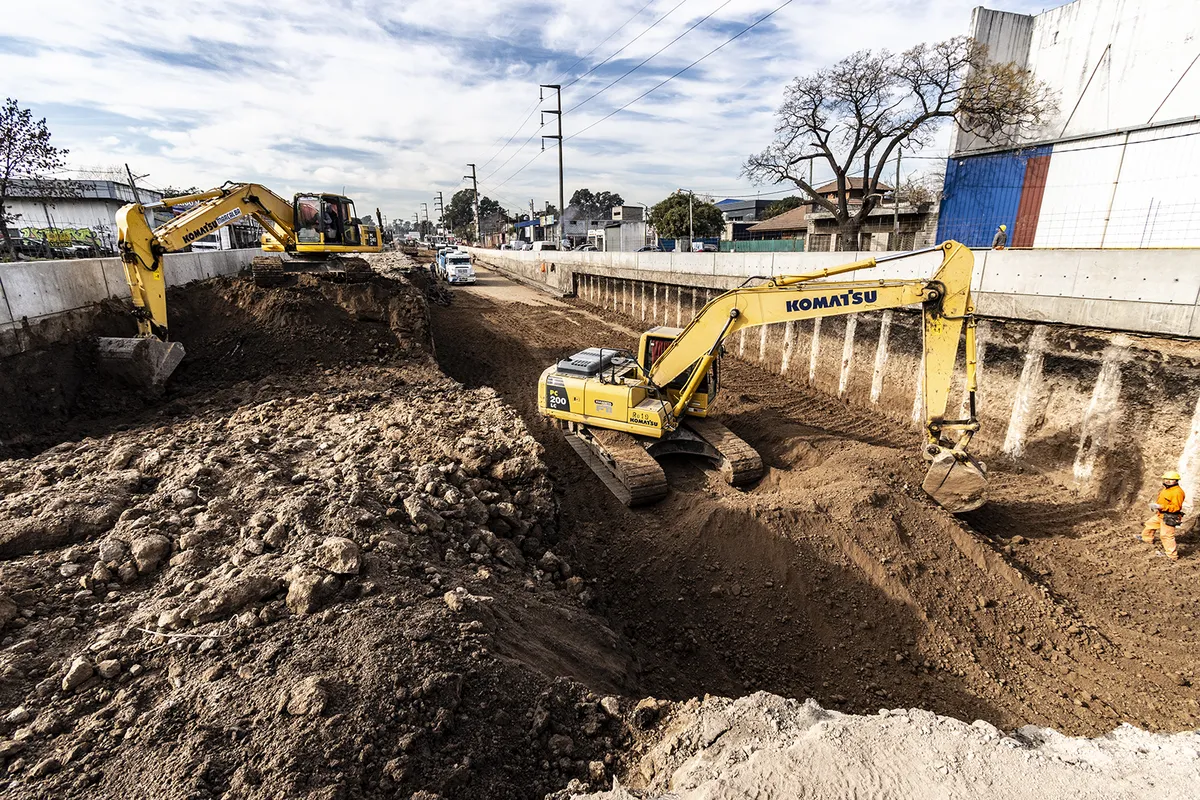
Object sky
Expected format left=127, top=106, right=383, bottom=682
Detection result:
left=2, top=0, right=1048, bottom=222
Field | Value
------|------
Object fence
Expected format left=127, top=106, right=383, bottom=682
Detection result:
left=719, top=239, right=806, bottom=253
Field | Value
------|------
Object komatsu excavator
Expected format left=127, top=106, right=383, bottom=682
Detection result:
left=537, top=241, right=988, bottom=513
left=104, top=182, right=382, bottom=388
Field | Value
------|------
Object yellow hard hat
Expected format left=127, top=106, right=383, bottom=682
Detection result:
left=1163, top=470, right=1182, bottom=481
left=999, top=224, right=1007, bottom=231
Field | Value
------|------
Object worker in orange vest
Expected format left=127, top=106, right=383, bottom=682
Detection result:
left=1141, top=470, right=1184, bottom=561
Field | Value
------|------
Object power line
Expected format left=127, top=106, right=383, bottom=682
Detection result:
left=566, top=0, right=797, bottom=142
left=563, top=0, right=690, bottom=89
left=555, top=0, right=657, bottom=85
left=476, top=0, right=662, bottom=174
left=490, top=147, right=550, bottom=194
left=566, top=0, right=734, bottom=115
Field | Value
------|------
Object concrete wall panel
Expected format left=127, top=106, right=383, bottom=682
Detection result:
left=2, top=259, right=110, bottom=321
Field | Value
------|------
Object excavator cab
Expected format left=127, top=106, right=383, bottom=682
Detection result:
left=640, top=327, right=718, bottom=417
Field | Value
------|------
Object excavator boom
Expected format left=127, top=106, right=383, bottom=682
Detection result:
left=105, top=182, right=381, bottom=388
left=537, top=241, right=987, bottom=513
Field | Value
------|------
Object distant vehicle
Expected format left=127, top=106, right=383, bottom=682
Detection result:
left=691, top=242, right=719, bottom=252
left=4, top=236, right=49, bottom=258
left=636, top=244, right=664, bottom=252
left=443, top=252, right=476, bottom=285
left=575, top=244, right=599, bottom=252
left=513, top=241, right=531, bottom=250
left=531, top=241, right=558, bottom=252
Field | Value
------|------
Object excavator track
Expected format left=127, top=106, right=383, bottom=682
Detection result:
left=329, top=255, right=375, bottom=283
left=680, top=418, right=764, bottom=486
left=566, top=426, right=668, bottom=507
left=251, top=255, right=286, bottom=287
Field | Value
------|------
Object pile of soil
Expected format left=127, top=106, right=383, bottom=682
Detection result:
left=0, top=267, right=636, bottom=799
left=0, top=272, right=428, bottom=459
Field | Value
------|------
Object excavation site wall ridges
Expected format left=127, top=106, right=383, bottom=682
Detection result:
left=0, top=249, right=263, bottom=355
left=468, top=247, right=1200, bottom=514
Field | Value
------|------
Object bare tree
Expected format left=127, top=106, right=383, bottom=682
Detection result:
left=0, top=98, right=74, bottom=259
left=744, top=38, right=1055, bottom=249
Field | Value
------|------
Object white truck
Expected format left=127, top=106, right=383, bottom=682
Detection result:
left=442, top=250, right=476, bottom=285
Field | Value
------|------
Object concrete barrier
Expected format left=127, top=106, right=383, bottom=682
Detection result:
left=469, top=247, right=1200, bottom=338
left=0, top=248, right=262, bottom=349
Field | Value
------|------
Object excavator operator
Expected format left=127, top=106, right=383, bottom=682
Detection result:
left=1141, top=470, right=1185, bottom=561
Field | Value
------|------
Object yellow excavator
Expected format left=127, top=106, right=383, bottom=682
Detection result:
left=105, top=182, right=382, bottom=387
left=537, top=241, right=988, bottom=513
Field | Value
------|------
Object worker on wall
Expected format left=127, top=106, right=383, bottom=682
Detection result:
left=1141, top=471, right=1185, bottom=561
left=992, top=224, right=1008, bottom=249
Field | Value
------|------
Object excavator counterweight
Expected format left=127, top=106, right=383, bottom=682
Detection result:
left=537, top=241, right=988, bottom=514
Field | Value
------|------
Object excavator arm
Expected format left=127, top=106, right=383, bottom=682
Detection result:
left=640, top=241, right=986, bottom=511
left=115, top=183, right=296, bottom=339
left=104, top=183, right=298, bottom=388
left=648, top=242, right=977, bottom=445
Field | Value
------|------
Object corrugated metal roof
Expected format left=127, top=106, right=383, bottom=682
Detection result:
left=747, top=206, right=808, bottom=232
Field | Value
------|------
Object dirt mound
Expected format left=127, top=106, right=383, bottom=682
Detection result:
left=0, top=272, right=428, bottom=459
left=0, top=266, right=639, bottom=798
left=569, top=693, right=1200, bottom=799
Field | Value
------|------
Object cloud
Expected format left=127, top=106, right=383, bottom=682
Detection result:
left=4, top=0, right=1048, bottom=217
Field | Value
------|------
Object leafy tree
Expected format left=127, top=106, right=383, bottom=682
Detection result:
left=762, top=196, right=805, bottom=220
left=568, top=188, right=624, bottom=218
left=0, top=98, right=73, bottom=259
left=648, top=191, right=724, bottom=239
left=744, top=37, right=1055, bottom=249
left=444, top=188, right=508, bottom=241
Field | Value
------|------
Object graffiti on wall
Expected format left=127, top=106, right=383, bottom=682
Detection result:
left=19, top=226, right=105, bottom=247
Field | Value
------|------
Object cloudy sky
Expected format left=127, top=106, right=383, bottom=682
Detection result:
left=4, top=0, right=1045, bottom=220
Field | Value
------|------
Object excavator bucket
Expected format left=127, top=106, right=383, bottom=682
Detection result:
left=97, top=337, right=186, bottom=390
left=922, top=449, right=988, bottom=514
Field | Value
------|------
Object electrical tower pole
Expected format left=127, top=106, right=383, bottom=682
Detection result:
left=539, top=84, right=564, bottom=245
left=464, top=164, right=480, bottom=244
left=434, top=191, right=444, bottom=232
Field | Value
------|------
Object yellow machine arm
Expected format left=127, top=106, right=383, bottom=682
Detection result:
left=115, top=183, right=295, bottom=339
left=647, top=241, right=979, bottom=454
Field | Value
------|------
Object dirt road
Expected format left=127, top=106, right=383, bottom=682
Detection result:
left=431, top=265, right=1200, bottom=735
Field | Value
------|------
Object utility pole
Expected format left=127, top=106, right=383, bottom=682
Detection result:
left=540, top=84, right=564, bottom=245
left=434, top=191, right=444, bottom=232
left=124, top=163, right=146, bottom=205
left=465, top=164, right=480, bottom=244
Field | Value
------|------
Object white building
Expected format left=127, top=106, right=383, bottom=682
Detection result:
left=938, top=0, right=1200, bottom=248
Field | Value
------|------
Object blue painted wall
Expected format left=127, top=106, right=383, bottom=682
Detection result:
left=936, top=145, right=1052, bottom=247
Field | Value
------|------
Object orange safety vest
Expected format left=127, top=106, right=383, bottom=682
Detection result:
left=1157, top=485, right=1185, bottom=513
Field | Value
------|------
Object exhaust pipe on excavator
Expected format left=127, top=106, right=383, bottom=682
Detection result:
left=97, top=336, right=185, bottom=390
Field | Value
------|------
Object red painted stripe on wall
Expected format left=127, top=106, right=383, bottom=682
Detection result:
left=1013, top=154, right=1051, bottom=248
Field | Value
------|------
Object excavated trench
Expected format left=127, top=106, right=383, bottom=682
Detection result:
left=0, top=256, right=1196, bottom=799
left=427, top=265, right=1200, bottom=737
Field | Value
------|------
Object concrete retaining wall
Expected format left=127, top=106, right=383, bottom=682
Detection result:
left=0, top=249, right=261, bottom=353
left=468, top=247, right=1200, bottom=338
left=468, top=246, right=1200, bottom=511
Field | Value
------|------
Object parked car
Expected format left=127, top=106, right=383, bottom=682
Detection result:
left=636, top=244, right=664, bottom=252
left=575, top=244, right=598, bottom=252
left=4, top=236, right=49, bottom=258
left=531, top=241, right=558, bottom=252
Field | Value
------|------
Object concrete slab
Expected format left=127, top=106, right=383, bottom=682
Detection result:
left=672, top=252, right=716, bottom=275
left=100, top=258, right=128, bottom=299
left=636, top=252, right=673, bottom=273
left=2, top=259, right=110, bottom=321
left=975, top=292, right=1195, bottom=336
left=0, top=276, right=13, bottom=326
